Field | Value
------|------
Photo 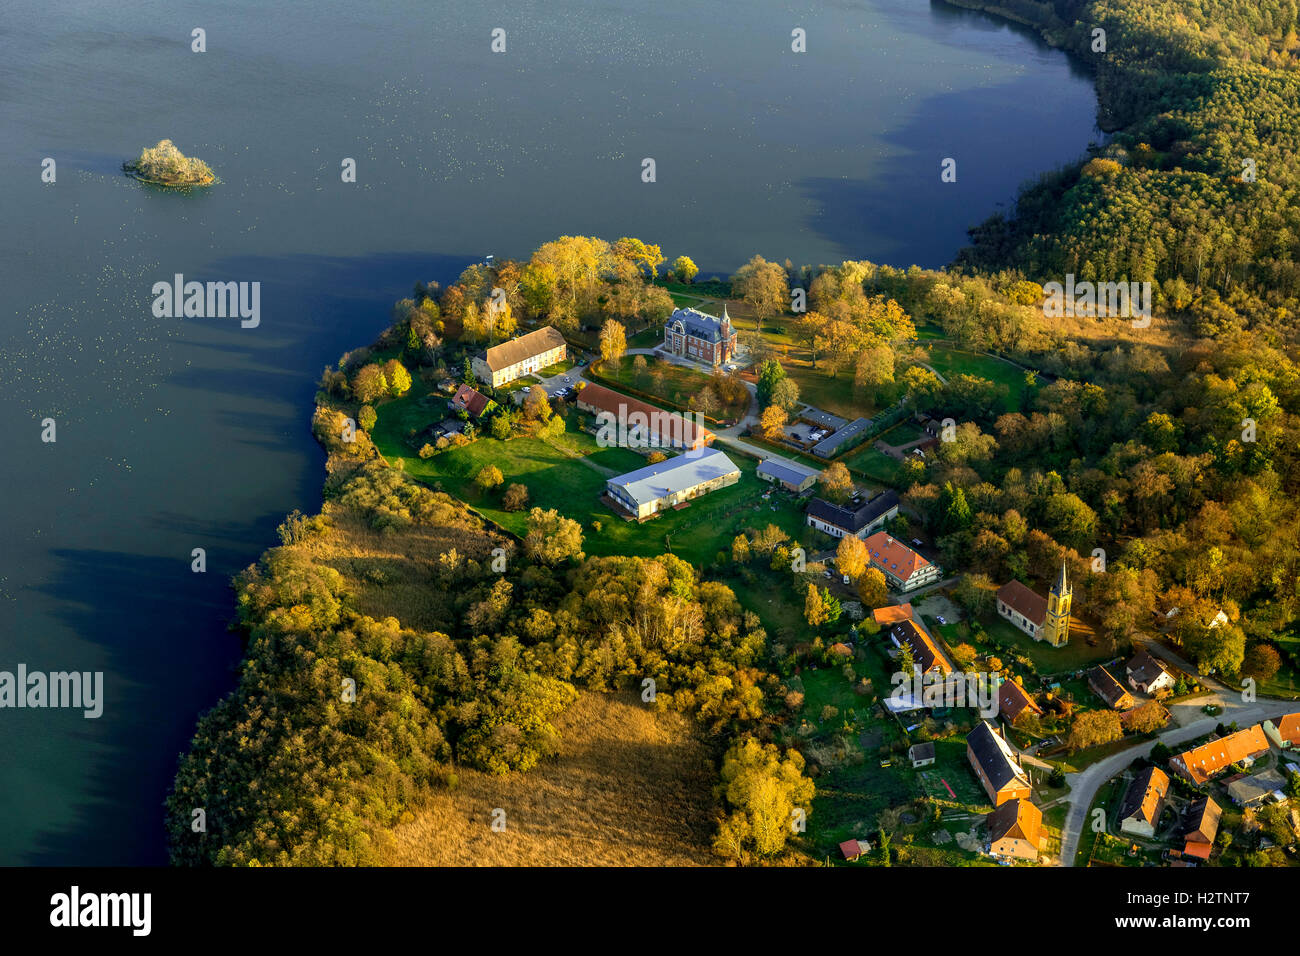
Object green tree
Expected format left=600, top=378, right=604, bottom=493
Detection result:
left=383, top=359, right=412, bottom=397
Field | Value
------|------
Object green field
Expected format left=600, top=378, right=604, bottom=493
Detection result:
left=596, top=356, right=750, bottom=422
left=924, top=345, right=1031, bottom=413
left=935, top=613, right=1113, bottom=676
left=370, top=389, right=808, bottom=567
left=841, top=442, right=902, bottom=487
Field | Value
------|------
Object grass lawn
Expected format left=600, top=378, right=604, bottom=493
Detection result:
left=841, top=442, right=902, bottom=487
left=597, top=356, right=749, bottom=422
left=924, top=344, right=1031, bottom=413
left=1258, top=629, right=1300, bottom=698
left=371, top=389, right=807, bottom=568
left=950, top=613, right=1114, bottom=676
left=627, top=327, right=663, bottom=349
left=536, top=357, right=576, bottom=377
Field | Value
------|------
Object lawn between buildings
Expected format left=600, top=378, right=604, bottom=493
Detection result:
left=370, top=387, right=809, bottom=567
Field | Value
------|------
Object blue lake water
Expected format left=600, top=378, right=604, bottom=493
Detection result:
left=0, top=0, right=1096, bottom=863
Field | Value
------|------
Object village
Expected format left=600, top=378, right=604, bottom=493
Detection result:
left=359, top=278, right=1300, bottom=869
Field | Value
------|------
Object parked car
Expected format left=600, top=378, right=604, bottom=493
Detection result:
left=823, top=570, right=832, bottom=579
left=936, top=615, right=947, bottom=625
left=911, top=538, right=924, bottom=546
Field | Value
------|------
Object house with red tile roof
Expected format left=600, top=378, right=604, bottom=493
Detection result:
left=871, top=603, right=914, bottom=626
left=864, top=533, right=941, bottom=593
left=1118, top=766, right=1170, bottom=838
left=451, top=383, right=495, bottom=419
left=986, top=798, right=1042, bottom=860
left=1264, top=713, right=1300, bottom=751
left=1170, top=725, right=1270, bottom=785
left=1179, top=797, right=1222, bottom=860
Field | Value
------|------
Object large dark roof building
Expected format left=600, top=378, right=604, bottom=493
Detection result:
left=805, top=490, right=899, bottom=540
left=966, top=720, right=1032, bottom=806
left=662, top=306, right=737, bottom=366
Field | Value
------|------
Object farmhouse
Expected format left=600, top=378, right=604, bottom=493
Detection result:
left=1118, top=766, right=1170, bottom=838
left=1179, top=797, right=1222, bottom=860
left=755, top=458, right=820, bottom=494
left=986, top=798, right=1042, bottom=860
left=576, top=383, right=713, bottom=450
left=603, top=448, right=740, bottom=520
left=888, top=619, right=951, bottom=677
left=1088, top=666, right=1135, bottom=710
left=967, top=720, right=1032, bottom=807
left=450, top=384, right=494, bottom=419
left=1170, top=725, right=1270, bottom=785
left=995, top=562, right=1071, bottom=647
left=806, top=490, right=899, bottom=539
left=997, top=679, right=1042, bottom=726
left=1126, top=649, right=1175, bottom=695
left=864, top=532, right=942, bottom=592
left=471, top=325, right=566, bottom=387
left=662, top=306, right=736, bottom=366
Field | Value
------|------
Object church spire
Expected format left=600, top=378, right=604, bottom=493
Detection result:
left=1053, top=558, right=1068, bottom=595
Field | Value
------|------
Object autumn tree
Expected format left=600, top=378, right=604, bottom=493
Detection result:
left=836, top=534, right=868, bottom=581
left=770, top=377, right=801, bottom=413
left=804, top=583, right=828, bottom=627
left=672, top=255, right=699, bottom=284
left=731, top=255, right=789, bottom=329
left=599, top=318, right=627, bottom=366
left=856, top=568, right=888, bottom=608
left=1126, top=701, right=1168, bottom=735
left=475, top=465, right=504, bottom=491
left=1068, top=709, right=1123, bottom=751
left=352, top=364, right=389, bottom=404
left=383, top=359, right=412, bottom=397
left=819, top=462, right=854, bottom=504
left=524, top=508, right=585, bottom=565
left=713, top=738, right=815, bottom=861
left=759, top=404, right=787, bottom=440
left=502, top=483, right=530, bottom=512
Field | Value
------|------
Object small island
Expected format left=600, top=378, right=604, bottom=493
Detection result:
left=123, top=139, right=215, bottom=187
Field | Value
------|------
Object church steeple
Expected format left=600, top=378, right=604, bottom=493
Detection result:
left=1044, top=559, right=1071, bottom=647
left=1052, top=558, right=1068, bottom=596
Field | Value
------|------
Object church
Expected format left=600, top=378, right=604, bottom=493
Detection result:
left=995, top=561, right=1071, bottom=647
left=662, top=305, right=737, bottom=366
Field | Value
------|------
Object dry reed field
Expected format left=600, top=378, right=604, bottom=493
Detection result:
left=379, top=691, right=720, bottom=866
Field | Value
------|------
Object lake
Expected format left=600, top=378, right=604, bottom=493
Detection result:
left=0, top=0, right=1096, bottom=864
